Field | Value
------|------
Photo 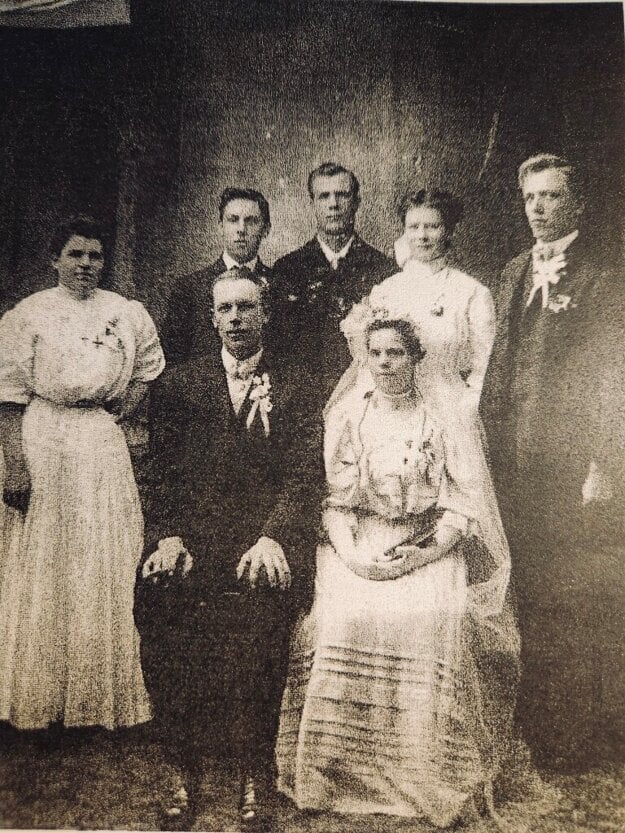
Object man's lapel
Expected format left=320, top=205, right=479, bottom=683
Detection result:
left=182, top=351, right=234, bottom=428
left=255, top=259, right=272, bottom=278
left=494, top=251, right=531, bottom=337
left=562, top=235, right=595, bottom=301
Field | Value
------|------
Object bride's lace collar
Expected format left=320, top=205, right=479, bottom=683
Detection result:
left=368, top=387, right=422, bottom=411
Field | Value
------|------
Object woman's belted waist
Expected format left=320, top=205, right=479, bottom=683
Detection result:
left=32, top=395, right=119, bottom=413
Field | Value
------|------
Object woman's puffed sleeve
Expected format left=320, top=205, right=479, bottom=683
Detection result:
left=0, top=304, right=35, bottom=405
left=323, top=403, right=361, bottom=510
left=127, top=301, right=166, bottom=383
left=466, top=283, right=495, bottom=396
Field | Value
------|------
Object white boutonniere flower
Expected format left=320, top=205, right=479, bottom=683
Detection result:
left=306, top=280, right=324, bottom=302
left=247, top=373, right=273, bottom=436
left=547, top=293, right=576, bottom=314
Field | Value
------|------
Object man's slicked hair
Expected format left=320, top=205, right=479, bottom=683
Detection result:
left=518, top=153, right=585, bottom=201
left=210, top=266, right=271, bottom=313
left=218, top=188, right=271, bottom=228
left=307, top=162, right=360, bottom=202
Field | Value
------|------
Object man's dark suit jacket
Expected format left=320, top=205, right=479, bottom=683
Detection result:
left=481, top=233, right=625, bottom=760
left=144, top=347, right=324, bottom=612
left=482, top=233, right=624, bottom=588
left=271, top=235, right=395, bottom=399
left=161, top=256, right=273, bottom=365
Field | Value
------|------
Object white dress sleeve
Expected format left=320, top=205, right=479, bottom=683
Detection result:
left=465, top=283, right=495, bottom=396
left=126, top=301, right=166, bottom=383
left=0, top=303, right=35, bottom=405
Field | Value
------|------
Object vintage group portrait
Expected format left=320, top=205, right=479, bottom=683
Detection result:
left=0, top=1, right=623, bottom=831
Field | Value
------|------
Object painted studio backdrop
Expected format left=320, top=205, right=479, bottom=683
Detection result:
left=0, top=0, right=623, bottom=322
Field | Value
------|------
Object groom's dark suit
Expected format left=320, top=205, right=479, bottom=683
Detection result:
left=482, top=232, right=625, bottom=762
left=138, top=347, right=323, bottom=771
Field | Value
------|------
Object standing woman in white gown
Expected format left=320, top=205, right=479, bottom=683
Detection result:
left=0, top=216, right=165, bottom=732
left=335, top=189, right=495, bottom=417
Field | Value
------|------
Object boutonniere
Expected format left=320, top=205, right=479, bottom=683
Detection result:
left=247, top=373, right=273, bottom=436
left=306, top=279, right=324, bottom=303
left=548, top=293, right=576, bottom=314
left=332, top=295, right=351, bottom=318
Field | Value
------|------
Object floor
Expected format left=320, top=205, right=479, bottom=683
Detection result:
left=1, top=728, right=624, bottom=833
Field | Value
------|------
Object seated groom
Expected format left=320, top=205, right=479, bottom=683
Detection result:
left=161, top=187, right=273, bottom=364
left=138, top=267, right=323, bottom=830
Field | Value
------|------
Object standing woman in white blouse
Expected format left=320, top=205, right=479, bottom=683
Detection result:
left=0, top=216, right=165, bottom=733
left=381, top=189, right=495, bottom=412
left=336, top=190, right=495, bottom=419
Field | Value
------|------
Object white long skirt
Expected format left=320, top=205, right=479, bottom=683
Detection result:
left=277, top=540, right=492, bottom=828
left=0, top=398, right=151, bottom=730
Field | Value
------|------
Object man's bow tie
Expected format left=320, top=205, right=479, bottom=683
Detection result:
left=227, top=364, right=252, bottom=381
left=534, top=244, right=557, bottom=262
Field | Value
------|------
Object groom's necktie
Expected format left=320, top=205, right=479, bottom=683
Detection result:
left=225, top=363, right=255, bottom=414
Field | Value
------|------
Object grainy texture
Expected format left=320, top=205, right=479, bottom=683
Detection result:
left=0, top=732, right=623, bottom=832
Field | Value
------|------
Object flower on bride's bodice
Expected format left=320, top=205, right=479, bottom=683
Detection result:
left=364, top=431, right=441, bottom=519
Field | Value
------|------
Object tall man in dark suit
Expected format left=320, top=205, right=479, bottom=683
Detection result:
left=138, top=267, right=323, bottom=829
left=272, top=162, right=394, bottom=399
left=482, top=153, right=624, bottom=767
left=161, top=187, right=272, bottom=364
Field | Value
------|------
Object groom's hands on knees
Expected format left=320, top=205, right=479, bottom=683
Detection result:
left=141, top=536, right=193, bottom=580
left=237, top=536, right=292, bottom=591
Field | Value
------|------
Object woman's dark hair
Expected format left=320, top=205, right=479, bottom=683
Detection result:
left=49, top=215, right=108, bottom=259
left=398, top=189, right=464, bottom=236
left=366, top=318, right=426, bottom=363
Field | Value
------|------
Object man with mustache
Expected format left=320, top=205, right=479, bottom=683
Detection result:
left=483, top=153, right=624, bottom=769
left=272, top=162, right=394, bottom=399
left=138, top=267, right=323, bottom=830
left=161, top=187, right=272, bottom=364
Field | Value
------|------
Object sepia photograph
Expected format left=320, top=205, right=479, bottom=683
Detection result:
left=0, top=1, right=623, bottom=831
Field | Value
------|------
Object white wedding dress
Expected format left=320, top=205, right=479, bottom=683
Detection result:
left=276, top=382, right=518, bottom=827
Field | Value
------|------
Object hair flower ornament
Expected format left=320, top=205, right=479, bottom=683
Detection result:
left=247, top=373, right=273, bottom=436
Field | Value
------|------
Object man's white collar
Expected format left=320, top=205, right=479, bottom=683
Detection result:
left=533, top=229, right=579, bottom=258
left=317, top=235, right=355, bottom=266
left=221, top=346, right=263, bottom=379
left=223, top=251, right=259, bottom=272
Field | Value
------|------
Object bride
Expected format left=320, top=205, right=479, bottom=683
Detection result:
left=276, top=310, right=519, bottom=828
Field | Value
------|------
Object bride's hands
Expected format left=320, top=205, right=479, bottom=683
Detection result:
left=354, top=524, right=463, bottom=581
left=344, top=546, right=421, bottom=581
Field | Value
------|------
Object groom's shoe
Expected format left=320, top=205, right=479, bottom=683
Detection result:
left=159, top=773, right=198, bottom=831
left=239, top=772, right=273, bottom=830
